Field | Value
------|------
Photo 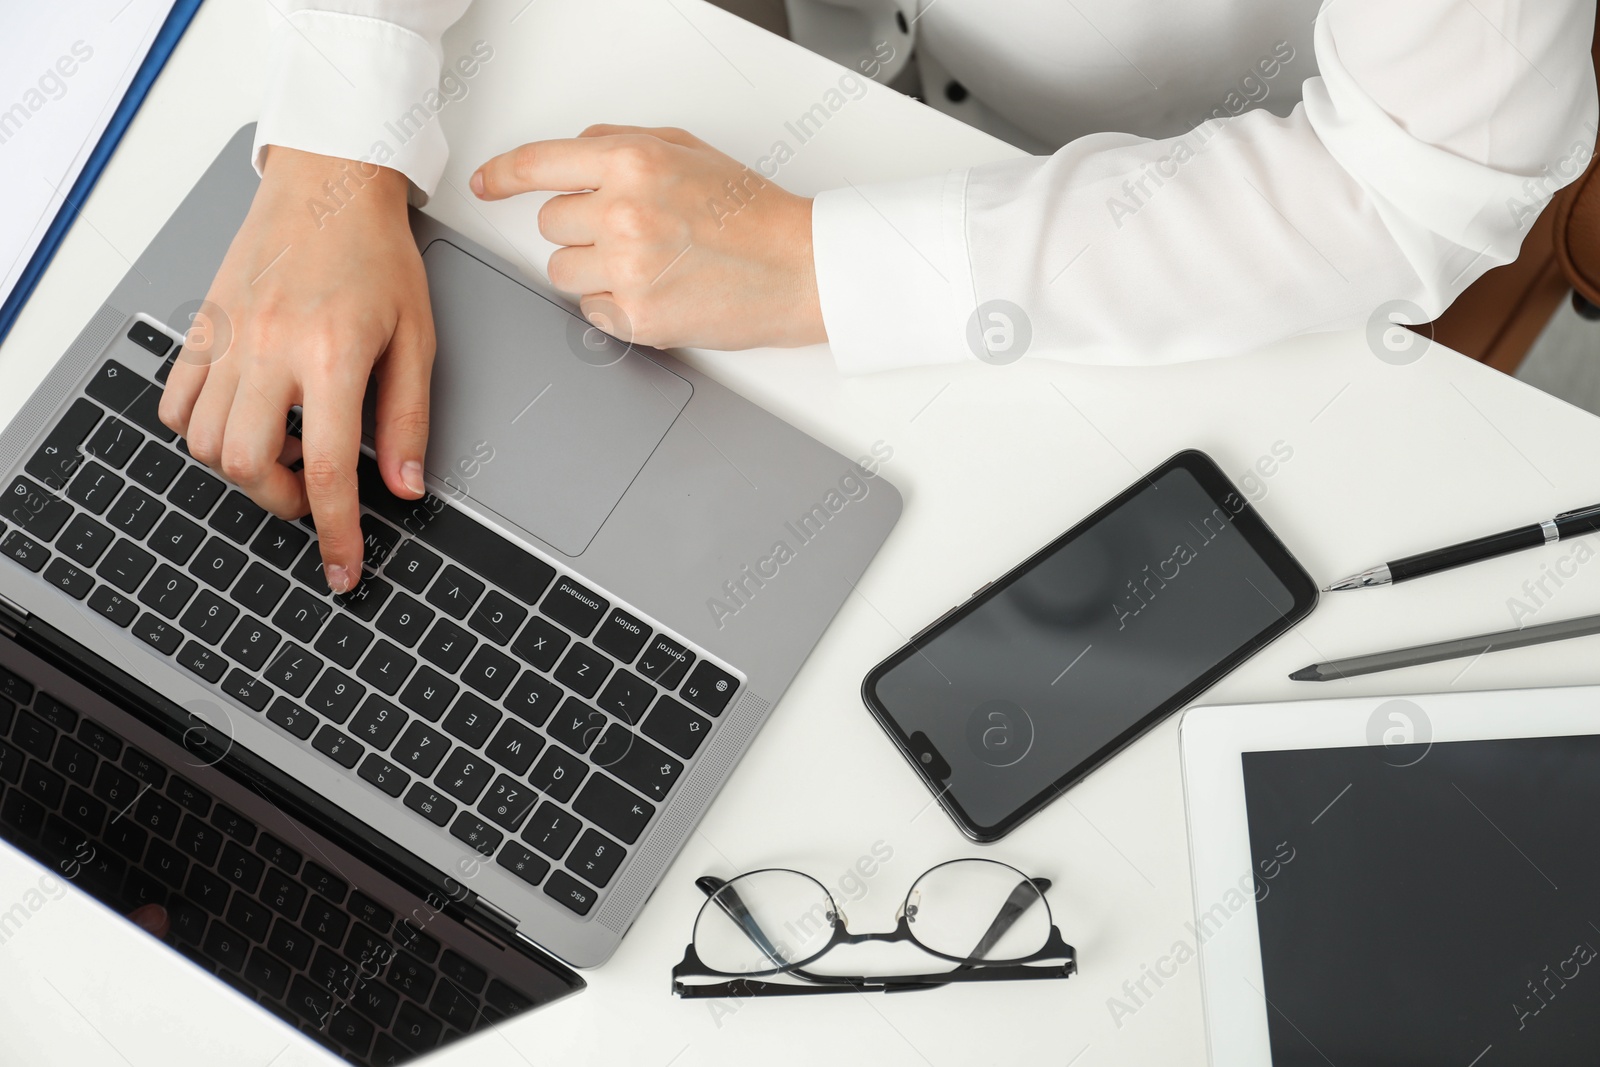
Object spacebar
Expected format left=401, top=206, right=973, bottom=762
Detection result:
left=356, top=453, right=557, bottom=605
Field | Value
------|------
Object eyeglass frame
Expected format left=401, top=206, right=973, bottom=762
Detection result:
left=671, top=859, right=1078, bottom=998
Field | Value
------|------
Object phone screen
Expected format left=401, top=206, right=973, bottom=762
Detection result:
left=866, top=454, right=1313, bottom=838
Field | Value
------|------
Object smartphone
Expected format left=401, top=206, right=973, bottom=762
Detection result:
left=861, top=449, right=1318, bottom=841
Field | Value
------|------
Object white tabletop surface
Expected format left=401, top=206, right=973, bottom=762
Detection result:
left=4, top=2, right=1600, bottom=1065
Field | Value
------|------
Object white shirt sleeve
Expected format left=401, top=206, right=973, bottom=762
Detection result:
left=253, top=0, right=475, bottom=201
left=812, top=0, right=1599, bottom=373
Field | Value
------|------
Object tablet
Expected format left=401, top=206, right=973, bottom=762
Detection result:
left=1182, top=686, right=1600, bottom=1066
left=862, top=450, right=1318, bottom=841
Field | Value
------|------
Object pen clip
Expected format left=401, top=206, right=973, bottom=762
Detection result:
left=1555, top=503, right=1600, bottom=521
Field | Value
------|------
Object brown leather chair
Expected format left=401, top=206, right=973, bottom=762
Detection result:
left=1428, top=18, right=1600, bottom=371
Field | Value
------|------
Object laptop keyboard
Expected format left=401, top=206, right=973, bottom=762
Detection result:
left=1, top=321, right=741, bottom=918
left=0, top=665, right=543, bottom=1063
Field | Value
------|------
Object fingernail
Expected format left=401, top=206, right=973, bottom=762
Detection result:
left=470, top=171, right=485, bottom=196
left=589, top=311, right=612, bottom=332
left=401, top=460, right=425, bottom=496
left=326, top=564, right=352, bottom=594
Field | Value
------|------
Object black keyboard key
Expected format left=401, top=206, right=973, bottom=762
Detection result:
left=293, top=862, right=343, bottom=905
left=510, top=616, right=568, bottom=673
left=65, top=461, right=123, bottom=515
left=188, top=536, right=246, bottom=590
left=574, top=772, right=655, bottom=843
left=540, top=576, right=608, bottom=637
left=250, top=517, right=308, bottom=570
left=34, top=694, right=75, bottom=732
left=4, top=475, right=71, bottom=539
left=348, top=891, right=394, bottom=934
left=51, top=735, right=94, bottom=787
left=460, top=644, right=517, bottom=700
left=305, top=668, right=363, bottom=722
left=150, top=511, right=205, bottom=564
left=136, top=788, right=182, bottom=838
left=358, top=753, right=409, bottom=797
left=221, top=671, right=268, bottom=715
left=97, top=538, right=155, bottom=592
left=262, top=643, right=322, bottom=696
left=272, top=588, right=331, bottom=643
left=207, top=490, right=265, bottom=543
left=593, top=725, right=682, bottom=802
left=682, top=660, right=739, bottom=716
left=437, top=949, right=487, bottom=995
left=430, top=980, right=480, bottom=1032
left=121, top=746, right=167, bottom=788
left=312, top=725, right=363, bottom=768
left=375, top=592, right=432, bottom=647
left=497, top=841, right=551, bottom=887
left=76, top=720, right=123, bottom=760
left=243, top=947, right=293, bottom=1000
left=351, top=974, right=400, bottom=1027
left=266, top=697, right=317, bottom=740
left=393, top=722, right=451, bottom=778
left=85, top=361, right=174, bottom=441
left=270, top=916, right=315, bottom=967
left=391, top=998, right=442, bottom=1052
left=547, top=696, right=607, bottom=754
left=383, top=538, right=442, bottom=594
left=261, top=868, right=307, bottom=920
left=93, top=763, right=141, bottom=812
left=255, top=832, right=302, bottom=874
left=57, top=513, right=114, bottom=566
left=220, top=840, right=264, bottom=892
left=434, top=748, right=493, bottom=805
left=335, top=574, right=390, bottom=621
left=418, top=617, right=474, bottom=673
left=228, top=894, right=274, bottom=941
left=310, top=941, right=362, bottom=995
left=220, top=615, right=280, bottom=672
left=329, top=1005, right=375, bottom=1056
left=0, top=529, right=48, bottom=572
left=0, top=697, right=11, bottom=736
left=203, top=920, right=250, bottom=972
left=88, top=585, right=138, bottom=627
left=348, top=695, right=405, bottom=749
left=554, top=642, right=610, bottom=698
left=358, top=639, right=414, bottom=696
left=167, top=897, right=208, bottom=942
left=566, top=828, right=627, bottom=887
left=544, top=869, right=598, bottom=915
left=485, top=979, right=534, bottom=1018
left=127, top=320, right=172, bottom=357
left=356, top=513, right=401, bottom=572
left=176, top=813, right=223, bottom=864
left=521, top=802, right=581, bottom=859
left=593, top=608, right=650, bottom=663
left=402, top=782, right=456, bottom=827
left=288, top=975, right=334, bottom=1026
left=637, top=634, right=694, bottom=688
left=641, top=695, right=712, bottom=759
left=391, top=919, right=440, bottom=963
left=596, top=669, right=654, bottom=725
left=468, top=590, right=527, bottom=646
left=413, top=559, right=478, bottom=614
left=398, top=666, right=456, bottom=722
left=290, top=541, right=331, bottom=594
left=231, top=561, right=288, bottom=615
left=133, top=612, right=183, bottom=655
left=448, top=810, right=502, bottom=856
left=168, top=466, right=225, bottom=519
left=126, top=440, right=183, bottom=492
left=138, top=563, right=196, bottom=618
left=484, top=719, right=543, bottom=776
left=20, top=758, right=65, bottom=806
left=105, top=485, right=163, bottom=538
left=477, top=774, right=536, bottom=831
left=179, top=589, right=238, bottom=644
left=13, top=711, right=55, bottom=759
left=441, top=692, right=501, bottom=749
left=26, top=398, right=101, bottom=488
left=62, top=784, right=106, bottom=834
left=166, top=774, right=213, bottom=816
left=528, top=745, right=586, bottom=803
left=314, top=614, right=373, bottom=668
left=42, top=557, right=92, bottom=599
left=85, top=416, right=141, bottom=469
left=210, top=802, right=256, bottom=843
left=122, top=867, right=165, bottom=908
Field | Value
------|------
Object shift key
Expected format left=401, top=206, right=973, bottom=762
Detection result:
left=85, top=361, right=176, bottom=443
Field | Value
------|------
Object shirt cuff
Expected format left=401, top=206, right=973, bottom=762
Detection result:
left=812, top=170, right=976, bottom=374
left=253, top=9, right=450, bottom=202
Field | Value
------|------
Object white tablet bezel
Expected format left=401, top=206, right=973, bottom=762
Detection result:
left=1179, top=684, right=1600, bottom=1066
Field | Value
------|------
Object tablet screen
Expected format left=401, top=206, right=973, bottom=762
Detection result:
left=1243, top=733, right=1600, bottom=1064
left=867, top=453, right=1311, bottom=838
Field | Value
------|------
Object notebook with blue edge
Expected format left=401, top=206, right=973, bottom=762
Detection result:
left=0, top=0, right=205, bottom=346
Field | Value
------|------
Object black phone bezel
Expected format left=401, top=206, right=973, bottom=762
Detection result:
left=860, top=448, right=1319, bottom=842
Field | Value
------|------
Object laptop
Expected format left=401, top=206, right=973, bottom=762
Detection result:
left=0, top=124, right=900, bottom=1062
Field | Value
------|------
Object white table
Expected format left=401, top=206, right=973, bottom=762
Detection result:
left=4, top=2, right=1600, bottom=1065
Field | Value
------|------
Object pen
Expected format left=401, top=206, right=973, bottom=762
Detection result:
left=1325, top=502, right=1600, bottom=590
left=1288, top=610, right=1600, bottom=681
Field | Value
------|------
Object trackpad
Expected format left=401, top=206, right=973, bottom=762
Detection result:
left=418, top=240, right=691, bottom=556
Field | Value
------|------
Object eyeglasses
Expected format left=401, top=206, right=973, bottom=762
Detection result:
left=671, top=858, right=1077, bottom=997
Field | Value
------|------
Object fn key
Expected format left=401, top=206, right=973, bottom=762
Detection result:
left=680, top=661, right=738, bottom=716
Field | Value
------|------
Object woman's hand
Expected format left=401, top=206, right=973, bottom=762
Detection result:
left=159, top=147, right=435, bottom=594
left=471, top=125, right=825, bottom=351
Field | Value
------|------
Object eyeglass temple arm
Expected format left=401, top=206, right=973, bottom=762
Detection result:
left=695, top=875, right=792, bottom=973
left=964, top=876, right=1053, bottom=960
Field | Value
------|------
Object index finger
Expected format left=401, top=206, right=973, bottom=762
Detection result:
left=471, top=138, right=615, bottom=200
left=300, top=371, right=368, bottom=594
